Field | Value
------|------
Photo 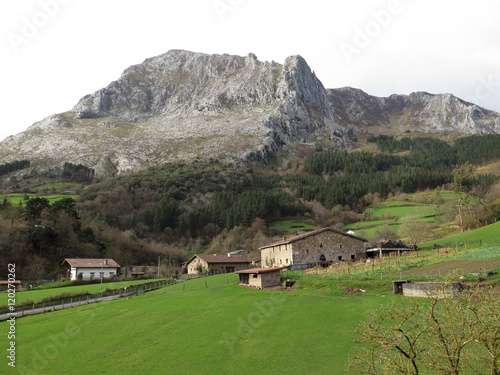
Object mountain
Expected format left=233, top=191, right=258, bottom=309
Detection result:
left=1, top=50, right=500, bottom=175
left=327, top=87, right=500, bottom=134
left=0, top=50, right=345, bottom=175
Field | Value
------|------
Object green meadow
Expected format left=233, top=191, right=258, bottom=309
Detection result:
left=0, top=279, right=165, bottom=306
left=420, top=220, right=500, bottom=249
left=0, top=193, right=79, bottom=206
left=271, top=219, right=320, bottom=233
left=344, top=189, right=458, bottom=239
left=1, top=274, right=396, bottom=375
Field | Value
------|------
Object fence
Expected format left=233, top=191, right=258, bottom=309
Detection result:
left=0, top=279, right=174, bottom=321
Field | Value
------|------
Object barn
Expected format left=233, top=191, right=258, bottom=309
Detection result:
left=259, top=228, right=367, bottom=268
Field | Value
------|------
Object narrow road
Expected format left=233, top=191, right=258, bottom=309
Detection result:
left=0, top=291, right=133, bottom=321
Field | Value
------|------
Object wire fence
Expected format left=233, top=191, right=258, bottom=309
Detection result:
left=0, top=279, right=175, bottom=320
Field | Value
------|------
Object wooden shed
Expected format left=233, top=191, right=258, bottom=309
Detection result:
left=235, top=267, right=286, bottom=289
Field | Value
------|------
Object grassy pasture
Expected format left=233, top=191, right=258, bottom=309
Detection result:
left=0, top=193, right=79, bottom=206
left=1, top=274, right=395, bottom=375
left=0, top=279, right=164, bottom=306
left=271, top=219, right=320, bottom=234
left=419, top=220, right=500, bottom=249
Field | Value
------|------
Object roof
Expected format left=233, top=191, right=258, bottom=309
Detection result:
left=235, top=267, right=287, bottom=274
left=185, top=254, right=251, bottom=265
left=259, top=227, right=368, bottom=250
left=61, top=258, right=121, bottom=268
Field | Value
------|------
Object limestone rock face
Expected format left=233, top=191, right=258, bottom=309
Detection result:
left=327, top=87, right=500, bottom=134
left=0, top=50, right=345, bottom=175
left=1, top=51, right=499, bottom=176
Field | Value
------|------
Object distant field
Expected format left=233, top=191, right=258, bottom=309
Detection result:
left=271, top=219, right=320, bottom=234
left=0, top=193, right=79, bottom=206
left=420, top=221, right=500, bottom=249
left=0, top=279, right=164, bottom=306
left=345, top=201, right=436, bottom=239
left=0, top=274, right=396, bottom=375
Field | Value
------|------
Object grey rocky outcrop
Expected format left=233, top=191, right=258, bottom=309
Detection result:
left=1, top=50, right=499, bottom=176
left=0, top=50, right=346, bottom=175
left=327, top=87, right=500, bottom=134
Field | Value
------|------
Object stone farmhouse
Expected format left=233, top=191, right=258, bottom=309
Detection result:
left=62, top=258, right=121, bottom=280
left=185, top=254, right=251, bottom=275
left=259, top=228, right=368, bottom=268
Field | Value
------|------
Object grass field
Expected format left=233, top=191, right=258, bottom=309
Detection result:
left=271, top=218, right=320, bottom=234
left=344, top=199, right=438, bottom=239
left=0, top=279, right=164, bottom=306
left=0, top=193, right=79, bottom=206
left=419, top=220, right=500, bottom=249
left=1, top=274, right=396, bottom=375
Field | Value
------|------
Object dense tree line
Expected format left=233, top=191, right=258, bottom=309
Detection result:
left=369, top=133, right=500, bottom=165
left=455, top=134, right=500, bottom=164
left=0, top=160, right=30, bottom=176
left=63, top=162, right=95, bottom=183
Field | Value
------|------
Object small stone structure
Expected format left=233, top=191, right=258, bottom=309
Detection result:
left=393, top=280, right=463, bottom=298
left=235, top=267, right=286, bottom=289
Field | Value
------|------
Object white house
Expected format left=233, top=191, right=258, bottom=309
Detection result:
left=62, top=258, right=121, bottom=280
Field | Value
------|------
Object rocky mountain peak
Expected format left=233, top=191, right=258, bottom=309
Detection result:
left=1, top=50, right=345, bottom=175
left=328, top=87, right=500, bottom=134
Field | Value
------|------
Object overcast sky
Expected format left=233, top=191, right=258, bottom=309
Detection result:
left=1, top=0, right=499, bottom=142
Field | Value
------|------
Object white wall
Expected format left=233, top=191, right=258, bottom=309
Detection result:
left=70, top=267, right=118, bottom=280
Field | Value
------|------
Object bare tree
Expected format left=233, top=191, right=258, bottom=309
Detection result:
left=349, top=277, right=500, bottom=374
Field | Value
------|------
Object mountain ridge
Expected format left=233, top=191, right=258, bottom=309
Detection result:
left=1, top=50, right=499, bottom=175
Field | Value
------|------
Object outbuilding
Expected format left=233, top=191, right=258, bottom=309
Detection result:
left=235, top=267, right=286, bottom=289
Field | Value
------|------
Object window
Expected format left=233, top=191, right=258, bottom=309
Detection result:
left=339, top=244, right=343, bottom=249
left=338, top=256, right=342, bottom=261
left=90, top=272, right=95, bottom=280
left=319, top=243, right=323, bottom=248
left=252, top=274, right=258, bottom=278
left=286, top=259, right=289, bottom=264
left=351, top=255, right=355, bottom=260
left=280, top=259, right=282, bottom=265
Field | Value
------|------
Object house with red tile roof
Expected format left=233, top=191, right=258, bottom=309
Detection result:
left=185, top=254, right=251, bottom=275
left=259, top=228, right=367, bottom=268
left=62, top=258, right=121, bottom=280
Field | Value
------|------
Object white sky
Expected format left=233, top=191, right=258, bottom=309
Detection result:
left=1, top=0, right=499, bottom=142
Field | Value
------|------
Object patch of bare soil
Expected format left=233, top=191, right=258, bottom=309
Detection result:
left=339, top=286, right=364, bottom=295
left=390, top=259, right=500, bottom=277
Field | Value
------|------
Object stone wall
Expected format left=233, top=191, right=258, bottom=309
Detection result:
left=402, top=282, right=463, bottom=298
left=292, top=231, right=366, bottom=265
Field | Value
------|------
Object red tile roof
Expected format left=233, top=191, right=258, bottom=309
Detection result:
left=259, top=227, right=367, bottom=250
left=186, top=254, right=251, bottom=265
left=61, top=258, right=121, bottom=268
left=235, top=267, right=287, bottom=274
